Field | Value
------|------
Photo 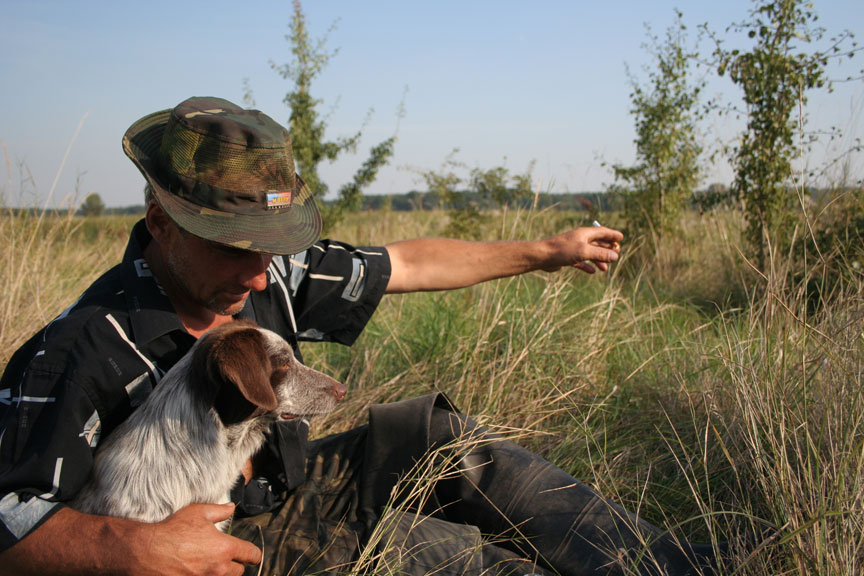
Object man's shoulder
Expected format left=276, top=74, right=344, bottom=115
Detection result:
left=2, top=264, right=129, bottom=384
left=50, top=261, right=128, bottom=342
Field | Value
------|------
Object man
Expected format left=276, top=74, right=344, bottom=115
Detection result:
left=0, top=97, right=715, bottom=575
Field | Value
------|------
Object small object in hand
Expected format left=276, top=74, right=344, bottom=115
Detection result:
left=592, top=221, right=620, bottom=251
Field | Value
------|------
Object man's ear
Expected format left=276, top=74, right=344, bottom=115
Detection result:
left=193, top=326, right=279, bottom=425
left=144, top=201, right=174, bottom=245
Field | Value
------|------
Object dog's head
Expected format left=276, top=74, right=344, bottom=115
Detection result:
left=190, top=320, right=346, bottom=426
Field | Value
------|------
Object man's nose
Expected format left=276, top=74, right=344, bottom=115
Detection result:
left=240, top=253, right=273, bottom=292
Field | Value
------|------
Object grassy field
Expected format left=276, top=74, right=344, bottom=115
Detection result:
left=2, top=200, right=863, bottom=575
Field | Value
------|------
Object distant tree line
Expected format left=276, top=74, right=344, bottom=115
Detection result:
left=19, top=184, right=850, bottom=219
left=354, top=185, right=850, bottom=215
left=351, top=190, right=613, bottom=213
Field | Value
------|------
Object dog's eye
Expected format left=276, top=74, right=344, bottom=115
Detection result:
left=273, top=353, right=294, bottom=367
left=269, top=366, right=289, bottom=386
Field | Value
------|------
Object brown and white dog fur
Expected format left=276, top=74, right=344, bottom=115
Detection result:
left=73, top=320, right=345, bottom=527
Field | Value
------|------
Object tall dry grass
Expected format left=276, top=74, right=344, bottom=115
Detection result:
left=1, top=135, right=132, bottom=366
left=0, top=208, right=131, bottom=367
left=308, top=203, right=864, bottom=575
left=1, top=196, right=862, bottom=574
left=0, top=210, right=133, bottom=366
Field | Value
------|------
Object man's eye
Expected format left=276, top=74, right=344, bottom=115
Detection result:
left=220, top=248, right=247, bottom=258
left=210, top=242, right=248, bottom=258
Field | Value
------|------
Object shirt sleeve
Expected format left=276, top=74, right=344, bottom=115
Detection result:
left=266, top=240, right=391, bottom=346
left=0, top=299, right=157, bottom=554
left=0, top=349, right=99, bottom=552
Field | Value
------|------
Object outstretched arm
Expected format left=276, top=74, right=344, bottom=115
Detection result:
left=0, top=503, right=261, bottom=576
left=385, top=225, right=623, bottom=294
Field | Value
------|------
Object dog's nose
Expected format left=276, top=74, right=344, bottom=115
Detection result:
left=331, top=382, right=347, bottom=402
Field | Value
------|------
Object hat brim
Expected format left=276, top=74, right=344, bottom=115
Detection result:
left=123, top=107, right=322, bottom=255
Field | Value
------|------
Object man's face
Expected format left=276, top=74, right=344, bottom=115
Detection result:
left=161, top=225, right=273, bottom=317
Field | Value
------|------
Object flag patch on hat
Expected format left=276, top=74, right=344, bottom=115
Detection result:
left=267, top=191, right=293, bottom=209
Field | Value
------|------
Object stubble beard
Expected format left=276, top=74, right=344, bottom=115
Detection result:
left=164, top=249, right=247, bottom=318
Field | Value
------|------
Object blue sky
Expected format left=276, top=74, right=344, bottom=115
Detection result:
left=2, top=0, right=862, bottom=207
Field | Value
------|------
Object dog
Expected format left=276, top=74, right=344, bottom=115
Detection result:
left=73, top=320, right=346, bottom=527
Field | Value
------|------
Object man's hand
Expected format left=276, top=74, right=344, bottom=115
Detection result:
left=0, top=503, right=262, bottom=576
left=538, top=226, right=623, bottom=274
left=136, top=503, right=262, bottom=576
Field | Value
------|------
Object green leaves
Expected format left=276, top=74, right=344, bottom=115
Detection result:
left=713, top=0, right=856, bottom=269
left=610, top=12, right=703, bottom=247
left=271, top=0, right=398, bottom=233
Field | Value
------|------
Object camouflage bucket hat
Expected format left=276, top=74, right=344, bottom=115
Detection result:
left=123, top=96, right=321, bottom=254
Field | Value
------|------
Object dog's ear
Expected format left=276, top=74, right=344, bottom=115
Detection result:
left=194, top=325, right=279, bottom=425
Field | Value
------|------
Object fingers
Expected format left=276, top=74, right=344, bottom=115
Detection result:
left=585, top=226, right=623, bottom=269
left=199, top=502, right=237, bottom=524
left=589, top=230, right=624, bottom=262
left=543, top=225, right=623, bottom=275
left=571, top=226, right=623, bottom=274
left=594, top=239, right=622, bottom=253
left=197, top=505, right=262, bottom=566
left=191, top=504, right=262, bottom=563
left=586, top=245, right=619, bottom=264
left=230, top=537, right=264, bottom=567
left=573, top=260, right=611, bottom=274
left=164, top=504, right=263, bottom=569
left=575, top=252, right=615, bottom=275
left=587, top=225, right=624, bottom=244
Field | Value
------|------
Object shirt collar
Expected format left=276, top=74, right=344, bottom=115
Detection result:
left=120, top=219, right=189, bottom=346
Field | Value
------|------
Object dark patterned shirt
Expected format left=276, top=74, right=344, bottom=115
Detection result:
left=0, top=219, right=390, bottom=552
